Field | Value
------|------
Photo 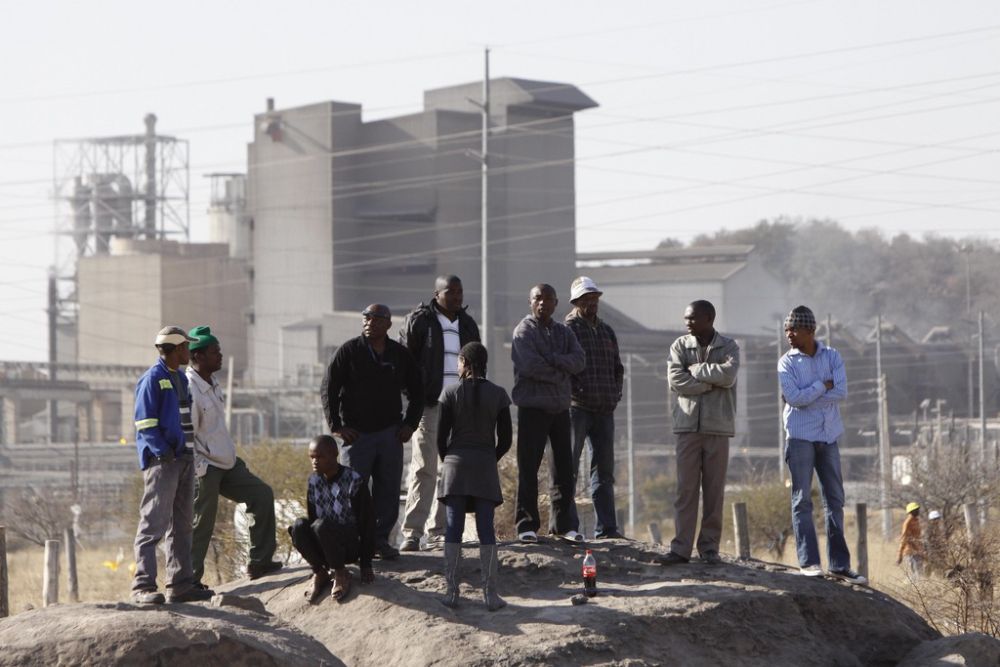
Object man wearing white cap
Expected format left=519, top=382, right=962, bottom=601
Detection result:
left=565, top=277, right=625, bottom=539
left=131, top=326, right=214, bottom=604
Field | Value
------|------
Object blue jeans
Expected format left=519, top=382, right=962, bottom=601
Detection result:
left=443, top=495, right=496, bottom=545
left=785, top=438, right=851, bottom=571
left=570, top=408, right=618, bottom=537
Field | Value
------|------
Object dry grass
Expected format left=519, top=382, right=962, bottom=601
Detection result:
left=4, top=540, right=135, bottom=614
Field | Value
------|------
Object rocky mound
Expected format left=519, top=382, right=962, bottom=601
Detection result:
left=0, top=599, right=339, bottom=666
left=220, top=539, right=948, bottom=666
left=898, top=632, right=1000, bottom=666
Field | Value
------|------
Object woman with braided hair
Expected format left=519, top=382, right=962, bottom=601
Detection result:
left=436, top=341, right=513, bottom=611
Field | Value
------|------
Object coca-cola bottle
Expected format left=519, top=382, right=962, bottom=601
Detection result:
left=582, top=549, right=597, bottom=597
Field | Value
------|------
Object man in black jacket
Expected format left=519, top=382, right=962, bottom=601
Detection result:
left=321, top=304, right=423, bottom=559
left=398, top=275, right=481, bottom=551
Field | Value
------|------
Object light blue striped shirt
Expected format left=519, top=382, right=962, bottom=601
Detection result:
left=778, top=341, right=847, bottom=443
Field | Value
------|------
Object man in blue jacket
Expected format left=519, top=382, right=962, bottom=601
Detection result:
left=131, top=326, right=215, bottom=604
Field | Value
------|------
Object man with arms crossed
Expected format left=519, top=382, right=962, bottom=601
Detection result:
left=661, top=300, right=739, bottom=566
left=779, top=305, right=866, bottom=584
left=512, top=284, right=586, bottom=544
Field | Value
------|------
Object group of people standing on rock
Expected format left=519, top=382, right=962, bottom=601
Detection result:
left=310, top=275, right=625, bottom=608
left=127, top=273, right=867, bottom=609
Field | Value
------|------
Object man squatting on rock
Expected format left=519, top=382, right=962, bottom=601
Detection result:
left=512, top=284, right=587, bottom=544
left=661, top=300, right=740, bottom=566
left=779, top=305, right=866, bottom=585
left=321, top=304, right=423, bottom=560
left=131, top=326, right=214, bottom=605
left=290, top=435, right=375, bottom=602
left=186, top=325, right=281, bottom=588
left=399, top=275, right=481, bottom=552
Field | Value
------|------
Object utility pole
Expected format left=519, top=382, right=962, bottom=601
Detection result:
left=979, top=310, right=987, bottom=463
left=876, top=315, right=892, bottom=540
left=777, top=321, right=786, bottom=483
left=626, top=353, right=635, bottom=538
left=479, top=48, right=491, bottom=361
left=47, top=268, right=58, bottom=443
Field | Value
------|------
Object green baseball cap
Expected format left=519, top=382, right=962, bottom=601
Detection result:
left=188, top=325, right=220, bottom=352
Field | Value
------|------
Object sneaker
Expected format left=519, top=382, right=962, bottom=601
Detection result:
left=700, top=550, right=722, bottom=565
left=656, top=551, right=690, bottom=566
left=800, top=564, right=823, bottom=577
left=423, top=535, right=446, bottom=551
left=559, top=530, right=585, bottom=544
left=375, top=544, right=399, bottom=560
left=518, top=531, right=538, bottom=544
left=166, top=586, right=214, bottom=603
left=596, top=530, right=625, bottom=540
left=828, top=568, right=868, bottom=585
left=399, top=537, right=421, bottom=552
left=247, top=560, right=283, bottom=580
left=131, top=589, right=165, bottom=605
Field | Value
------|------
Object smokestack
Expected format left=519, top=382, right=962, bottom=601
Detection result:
left=144, top=113, right=157, bottom=239
left=266, top=97, right=275, bottom=112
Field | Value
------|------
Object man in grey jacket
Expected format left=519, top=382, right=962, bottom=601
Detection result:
left=661, top=300, right=740, bottom=565
left=512, top=284, right=587, bottom=543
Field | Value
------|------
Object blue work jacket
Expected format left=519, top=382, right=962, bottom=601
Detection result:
left=134, top=358, right=190, bottom=470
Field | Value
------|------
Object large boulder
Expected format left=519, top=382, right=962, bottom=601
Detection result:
left=0, top=600, right=341, bottom=666
left=224, top=539, right=940, bottom=666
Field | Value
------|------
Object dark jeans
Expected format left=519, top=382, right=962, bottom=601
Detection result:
left=570, top=407, right=618, bottom=537
left=785, top=438, right=851, bottom=571
left=443, top=495, right=496, bottom=545
left=515, top=407, right=578, bottom=535
left=289, top=518, right=360, bottom=573
left=340, top=426, right=403, bottom=547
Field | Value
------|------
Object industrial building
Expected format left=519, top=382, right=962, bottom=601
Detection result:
left=246, top=78, right=598, bottom=386
left=577, top=245, right=789, bottom=337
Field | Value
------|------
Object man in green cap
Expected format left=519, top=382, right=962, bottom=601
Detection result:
left=187, top=325, right=281, bottom=585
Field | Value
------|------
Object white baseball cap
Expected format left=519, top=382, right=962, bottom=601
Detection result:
left=570, top=276, right=603, bottom=302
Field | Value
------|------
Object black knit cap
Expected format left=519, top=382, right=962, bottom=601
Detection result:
left=784, top=305, right=816, bottom=330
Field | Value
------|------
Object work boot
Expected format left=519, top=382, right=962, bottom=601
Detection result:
left=442, top=542, right=462, bottom=608
left=479, top=544, right=506, bottom=612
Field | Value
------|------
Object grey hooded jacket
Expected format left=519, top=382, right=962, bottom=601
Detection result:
left=667, top=331, right=740, bottom=437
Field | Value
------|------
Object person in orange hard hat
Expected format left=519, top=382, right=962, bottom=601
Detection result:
left=896, top=502, right=924, bottom=577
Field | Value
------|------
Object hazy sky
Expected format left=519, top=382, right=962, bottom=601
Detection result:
left=1, top=0, right=998, bottom=361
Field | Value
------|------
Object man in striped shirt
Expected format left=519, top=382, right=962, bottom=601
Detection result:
left=398, top=276, right=481, bottom=551
left=780, top=305, right=866, bottom=585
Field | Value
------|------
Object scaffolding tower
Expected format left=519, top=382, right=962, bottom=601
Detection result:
left=46, top=114, right=189, bottom=440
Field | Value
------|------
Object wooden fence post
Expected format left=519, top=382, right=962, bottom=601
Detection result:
left=647, top=522, right=662, bottom=545
left=733, top=502, right=750, bottom=560
left=64, top=527, right=79, bottom=603
left=43, top=539, right=60, bottom=607
left=0, top=526, right=8, bottom=618
left=964, top=503, right=980, bottom=541
left=855, top=503, right=869, bottom=580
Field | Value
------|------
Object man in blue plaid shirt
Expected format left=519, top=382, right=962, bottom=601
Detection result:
left=780, top=305, right=866, bottom=585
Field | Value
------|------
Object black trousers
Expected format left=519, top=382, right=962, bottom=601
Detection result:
left=288, top=518, right=360, bottom=573
left=514, top=407, right=578, bottom=535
